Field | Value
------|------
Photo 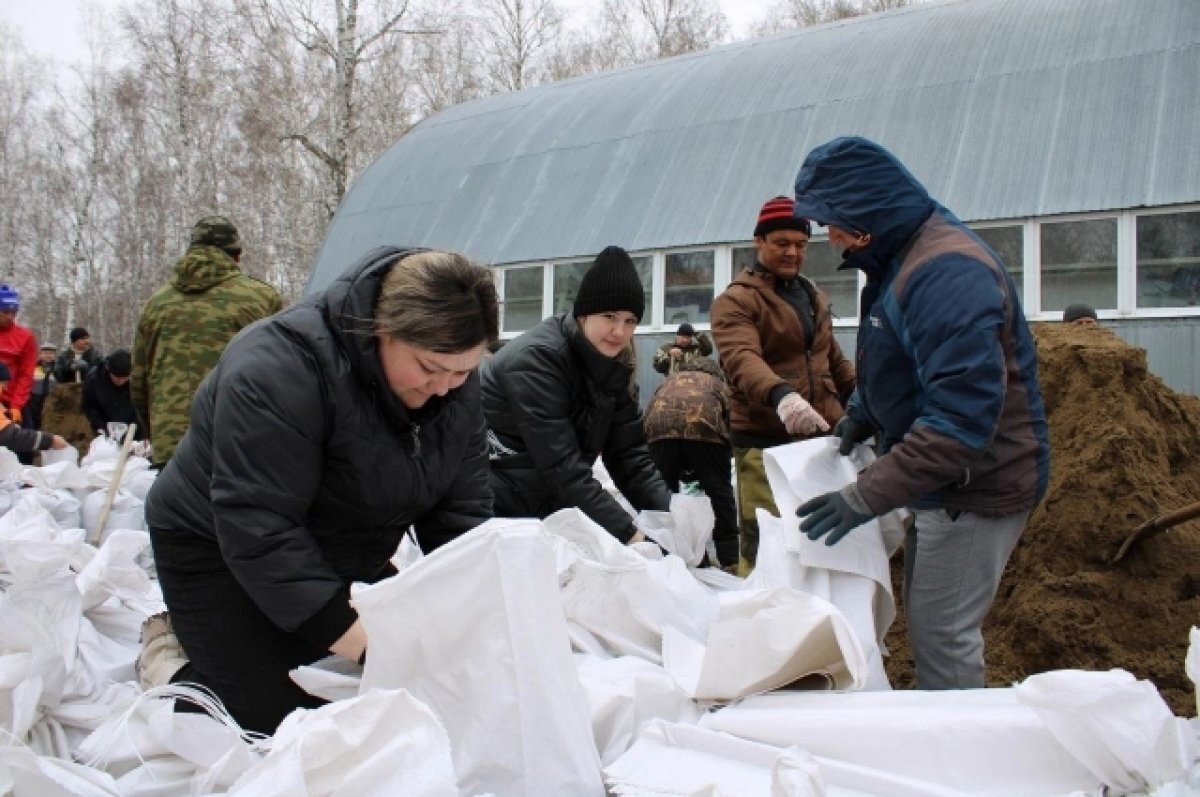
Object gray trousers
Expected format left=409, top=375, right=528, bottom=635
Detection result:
left=903, top=508, right=1029, bottom=689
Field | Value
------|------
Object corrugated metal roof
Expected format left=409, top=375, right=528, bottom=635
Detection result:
left=309, top=0, right=1200, bottom=291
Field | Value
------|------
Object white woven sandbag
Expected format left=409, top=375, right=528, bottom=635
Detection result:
left=355, top=521, right=604, bottom=797
left=226, top=689, right=458, bottom=797
left=80, top=489, right=145, bottom=544
left=0, top=745, right=120, bottom=797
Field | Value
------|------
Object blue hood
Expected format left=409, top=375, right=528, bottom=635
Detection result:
left=793, top=137, right=936, bottom=277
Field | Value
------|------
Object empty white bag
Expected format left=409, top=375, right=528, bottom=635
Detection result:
left=354, top=520, right=604, bottom=797
left=226, top=689, right=457, bottom=797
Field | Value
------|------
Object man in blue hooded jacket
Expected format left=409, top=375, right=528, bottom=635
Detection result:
left=792, top=137, right=1049, bottom=690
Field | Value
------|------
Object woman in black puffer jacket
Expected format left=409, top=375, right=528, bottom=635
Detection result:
left=481, top=246, right=670, bottom=544
left=144, top=247, right=499, bottom=734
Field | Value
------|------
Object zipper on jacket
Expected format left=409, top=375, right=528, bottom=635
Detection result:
left=411, top=424, right=421, bottom=456
left=804, top=350, right=815, bottom=403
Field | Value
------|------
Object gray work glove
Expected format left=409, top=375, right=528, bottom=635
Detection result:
left=833, top=415, right=872, bottom=456
left=797, top=484, right=876, bottom=546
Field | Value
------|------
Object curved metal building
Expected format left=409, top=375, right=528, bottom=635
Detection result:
left=310, top=0, right=1200, bottom=394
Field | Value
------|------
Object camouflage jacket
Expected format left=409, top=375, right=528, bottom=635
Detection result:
left=643, top=368, right=731, bottom=446
left=652, top=333, right=714, bottom=375
left=131, top=245, right=282, bottom=466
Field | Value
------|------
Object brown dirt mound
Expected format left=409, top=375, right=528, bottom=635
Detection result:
left=40, top=383, right=96, bottom=458
left=885, top=323, right=1200, bottom=715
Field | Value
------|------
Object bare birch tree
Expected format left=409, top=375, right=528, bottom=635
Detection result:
left=751, top=0, right=918, bottom=36
left=475, top=0, right=564, bottom=93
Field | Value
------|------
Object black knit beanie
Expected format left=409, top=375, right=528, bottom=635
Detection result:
left=573, top=245, right=645, bottom=321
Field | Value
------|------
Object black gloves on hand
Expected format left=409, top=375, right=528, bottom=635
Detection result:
left=797, top=485, right=876, bottom=546
left=833, top=415, right=872, bottom=456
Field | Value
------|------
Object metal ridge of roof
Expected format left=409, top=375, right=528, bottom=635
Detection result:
left=309, top=0, right=1200, bottom=290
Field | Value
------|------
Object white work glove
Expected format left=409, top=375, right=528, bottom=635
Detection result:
left=777, top=392, right=831, bottom=436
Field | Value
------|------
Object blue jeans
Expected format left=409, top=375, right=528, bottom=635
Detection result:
left=903, top=508, right=1028, bottom=689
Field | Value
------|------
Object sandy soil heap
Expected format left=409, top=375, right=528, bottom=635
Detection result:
left=885, top=323, right=1200, bottom=714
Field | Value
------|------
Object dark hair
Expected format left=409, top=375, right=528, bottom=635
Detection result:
left=0, top=362, right=9, bottom=382
left=70, top=327, right=90, bottom=343
left=374, top=251, right=499, bottom=353
left=106, top=349, right=132, bottom=377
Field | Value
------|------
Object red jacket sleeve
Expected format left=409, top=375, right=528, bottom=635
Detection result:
left=8, top=329, right=38, bottom=409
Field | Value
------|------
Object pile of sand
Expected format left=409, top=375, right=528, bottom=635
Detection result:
left=885, top=323, right=1200, bottom=714
left=40, top=383, right=96, bottom=458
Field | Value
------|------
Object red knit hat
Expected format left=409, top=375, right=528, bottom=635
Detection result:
left=754, top=196, right=812, bottom=238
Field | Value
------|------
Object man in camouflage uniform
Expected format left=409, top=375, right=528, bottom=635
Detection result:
left=652, top=323, right=714, bottom=376
left=132, top=216, right=282, bottom=467
left=642, top=357, right=738, bottom=570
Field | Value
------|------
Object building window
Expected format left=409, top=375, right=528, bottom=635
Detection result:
left=973, top=225, right=1024, bottom=304
left=552, top=261, right=590, bottom=316
left=1040, top=217, right=1117, bottom=313
left=730, top=242, right=857, bottom=320
left=1136, top=210, right=1200, bottom=308
left=551, top=255, right=653, bottom=321
left=805, top=239, right=858, bottom=321
left=665, top=250, right=715, bottom=325
left=731, top=245, right=756, bottom=276
left=501, top=266, right=544, bottom=334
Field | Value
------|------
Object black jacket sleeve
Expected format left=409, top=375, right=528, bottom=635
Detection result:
left=501, top=345, right=644, bottom=541
left=80, top=370, right=105, bottom=432
left=205, top=330, right=355, bottom=650
left=602, top=389, right=672, bottom=514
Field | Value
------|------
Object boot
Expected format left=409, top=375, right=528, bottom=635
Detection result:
left=135, top=611, right=188, bottom=691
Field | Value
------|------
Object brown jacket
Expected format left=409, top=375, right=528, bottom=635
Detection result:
left=643, top=368, right=730, bottom=446
left=711, top=266, right=855, bottom=447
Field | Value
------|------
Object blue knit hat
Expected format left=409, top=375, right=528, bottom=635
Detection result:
left=0, top=285, right=19, bottom=312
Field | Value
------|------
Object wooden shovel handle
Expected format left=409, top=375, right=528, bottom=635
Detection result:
left=1112, top=500, right=1200, bottom=563
left=89, top=423, right=137, bottom=546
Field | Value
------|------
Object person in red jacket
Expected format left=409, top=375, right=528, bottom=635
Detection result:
left=0, top=285, right=38, bottom=427
left=0, top=363, right=69, bottom=453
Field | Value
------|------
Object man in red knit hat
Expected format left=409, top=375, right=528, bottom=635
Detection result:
left=711, top=197, right=856, bottom=574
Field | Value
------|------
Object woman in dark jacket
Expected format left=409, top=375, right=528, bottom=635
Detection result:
left=481, top=246, right=671, bottom=543
left=142, top=247, right=499, bottom=733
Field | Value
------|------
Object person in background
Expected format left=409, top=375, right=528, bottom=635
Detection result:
left=643, top=358, right=738, bottom=570
left=791, top=136, right=1049, bottom=690
left=140, top=248, right=498, bottom=734
left=652, top=322, right=714, bottom=375
left=27, top=344, right=59, bottom=430
left=711, top=196, right=856, bottom=573
left=54, top=327, right=102, bottom=383
left=81, top=349, right=143, bottom=439
left=1063, top=303, right=1099, bottom=326
left=482, top=245, right=672, bottom=544
left=0, top=363, right=69, bottom=453
left=132, top=215, right=282, bottom=468
left=0, top=284, right=38, bottom=429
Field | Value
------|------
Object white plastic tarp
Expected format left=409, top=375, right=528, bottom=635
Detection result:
left=353, top=520, right=604, bottom=797
left=700, top=688, right=1107, bottom=796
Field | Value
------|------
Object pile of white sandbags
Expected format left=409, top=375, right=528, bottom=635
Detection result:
left=0, top=440, right=1197, bottom=796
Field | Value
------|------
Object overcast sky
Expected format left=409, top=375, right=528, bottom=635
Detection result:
left=1, top=0, right=777, bottom=66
